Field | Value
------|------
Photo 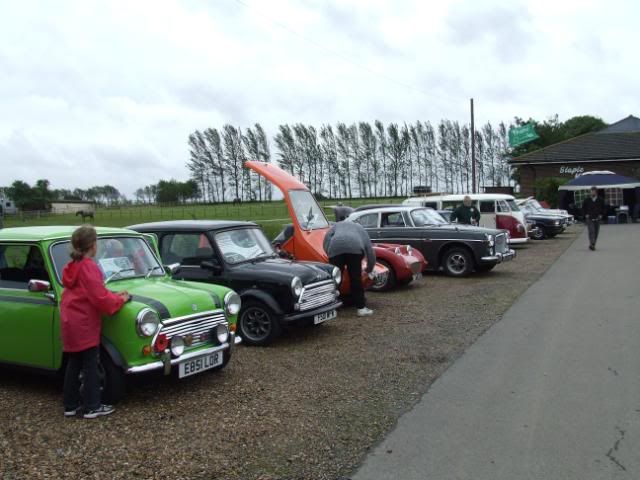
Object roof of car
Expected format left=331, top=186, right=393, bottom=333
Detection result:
left=350, top=205, right=425, bottom=215
left=0, top=226, right=136, bottom=242
left=354, top=204, right=405, bottom=212
left=404, top=193, right=516, bottom=203
left=127, top=220, right=257, bottom=232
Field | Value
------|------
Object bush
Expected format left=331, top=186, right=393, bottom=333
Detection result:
left=534, top=177, right=569, bottom=208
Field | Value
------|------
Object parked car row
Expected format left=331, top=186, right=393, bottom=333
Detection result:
left=0, top=163, right=571, bottom=403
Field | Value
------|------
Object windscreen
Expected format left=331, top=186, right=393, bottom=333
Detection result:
left=411, top=208, right=448, bottom=226
left=506, top=199, right=521, bottom=212
left=215, top=228, right=275, bottom=264
left=289, top=190, right=330, bottom=230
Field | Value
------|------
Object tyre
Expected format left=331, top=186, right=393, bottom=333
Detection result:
left=369, top=259, right=397, bottom=292
left=476, top=263, right=496, bottom=273
left=99, top=349, right=126, bottom=405
left=531, top=226, right=546, bottom=240
left=442, top=247, right=473, bottom=277
left=238, top=301, right=282, bottom=346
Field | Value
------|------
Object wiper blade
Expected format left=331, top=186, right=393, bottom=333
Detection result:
left=145, top=265, right=164, bottom=279
left=104, top=268, right=136, bottom=284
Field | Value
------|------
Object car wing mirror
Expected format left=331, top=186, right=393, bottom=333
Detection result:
left=201, top=260, right=222, bottom=274
left=164, top=263, right=181, bottom=275
left=28, top=279, right=51, bottom=293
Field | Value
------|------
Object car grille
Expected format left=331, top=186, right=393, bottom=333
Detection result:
left=410, top=261, right=422, bottom=274
left=495, top=233, right=509, bottom=254
left=299, top=280, right=337, bottom=312
left=158, top=310, right=227, bottom=348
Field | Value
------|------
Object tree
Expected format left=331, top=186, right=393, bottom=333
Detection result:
left=222, top=125, right=245, bottom=201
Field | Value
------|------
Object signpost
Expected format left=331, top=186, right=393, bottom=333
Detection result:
left=508, top=123, right=539, bottom=147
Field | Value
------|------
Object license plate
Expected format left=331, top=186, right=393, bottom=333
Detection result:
left=314, top=309, right=337, bottom=325
left=178, top=351, right=223, bottom=378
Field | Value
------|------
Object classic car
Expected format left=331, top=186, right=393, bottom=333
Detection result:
left=346, top=205, right=515, bottom=276
left=0, top=226, right=241, bottom=403
left=516, top=197, right=575, bottom=224
left=128, top=220, right=342, bottom=346
left=517, top=203, right=566, bottom=240
left=245, top=161, right=424, bottom=295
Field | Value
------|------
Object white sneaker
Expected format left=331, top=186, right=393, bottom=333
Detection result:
left=357, top=307, right=373, bottom=317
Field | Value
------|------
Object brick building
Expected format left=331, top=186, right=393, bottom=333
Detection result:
left=509, top=115, right=640, bottom=197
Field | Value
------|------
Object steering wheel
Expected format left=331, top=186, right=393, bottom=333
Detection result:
left=223, top=252, right=245, bottom=263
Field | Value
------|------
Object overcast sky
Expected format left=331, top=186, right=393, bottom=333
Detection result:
left=1, top=0, right=638, bottom=196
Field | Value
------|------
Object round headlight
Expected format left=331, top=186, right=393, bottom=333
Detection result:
left=485, top=233, right=495, bottom=247
left=136, top=308, right=159, bottom=337
left=406, top=245, right=414, bottom=256
left=394, top=247, right=401, bottom=255
left=170, top=335, right=185, bottom=357
left=332, top=266, right=342, bottom=286
left=224, top=291, right=241, bottom=316
left=291, top=276, right=303, bottom=297
left=216, top=324, right=229, bottom=344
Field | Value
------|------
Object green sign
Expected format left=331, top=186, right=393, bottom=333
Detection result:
left=509, top=123, right=539, bottom=147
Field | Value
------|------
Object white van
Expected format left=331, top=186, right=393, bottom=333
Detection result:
left=403, top=193, right=529, bottom=244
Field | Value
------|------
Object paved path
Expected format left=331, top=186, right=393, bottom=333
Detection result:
left=354, top=225, right=640, bottom=480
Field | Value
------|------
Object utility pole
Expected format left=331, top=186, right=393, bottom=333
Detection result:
left=470, top=98, right=476, bottom=193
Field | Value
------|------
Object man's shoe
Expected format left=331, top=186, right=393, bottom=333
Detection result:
left=83, top=404, right=115, bottom=419
left=589, top=244, right=595, bottom=251
left=64, top=407, right=81, bottom=417
left=357, top=307, right=374, bottom=317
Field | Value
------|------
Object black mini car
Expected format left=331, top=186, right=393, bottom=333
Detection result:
left=129, top=221, right=342, bottom=346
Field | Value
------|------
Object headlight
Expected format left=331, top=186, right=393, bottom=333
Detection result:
left=170, top=335, right=185, bottom=357
left=485, top=234, right=495, bottom=247
left=216, top=324, right=229, bottom=344
left=224, top=291, right=241, bottom=316
left=406, top=245, right=414, bottom=256
left=331, top=266, right=342, bottom=286
left=291, top=276, right=303, bottom=297
left=136, top=308, right=159, bottom=337
left=554, top=220, right=560, bottom=225
left=394, top=247, right=401, bottom=255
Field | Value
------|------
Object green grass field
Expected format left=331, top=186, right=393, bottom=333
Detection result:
left=2, top=198, right=405, bottom=240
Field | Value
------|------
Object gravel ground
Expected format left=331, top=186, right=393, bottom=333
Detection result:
left=0, top=227, right=582, bottom=480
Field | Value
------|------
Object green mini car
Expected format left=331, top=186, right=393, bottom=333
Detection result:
left=0, top=226, right=241, bottom=403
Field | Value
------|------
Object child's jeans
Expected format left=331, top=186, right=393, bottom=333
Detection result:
left=63, top=346, right=100, bottom=411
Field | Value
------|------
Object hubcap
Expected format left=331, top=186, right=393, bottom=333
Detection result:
left=447, top=253, right=467, bottom=274
left=241, top=307, right=272, bottom=342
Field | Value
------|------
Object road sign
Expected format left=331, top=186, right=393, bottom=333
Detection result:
left=509, top=123, right=539, bottom=147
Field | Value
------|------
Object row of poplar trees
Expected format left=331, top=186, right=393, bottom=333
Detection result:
left=186, top=120, right=513, bottom=202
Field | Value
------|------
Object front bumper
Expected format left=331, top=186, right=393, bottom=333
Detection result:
left=508, top=237, right=529, bottom=244
left=283, top=300, right=343, bottom=322
left=125, top=333, right=242, bottom=375
left=480, top=249, right=516, bottom=264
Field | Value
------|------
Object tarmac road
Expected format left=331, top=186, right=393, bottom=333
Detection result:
left=354, top=224, right=640, bottom=480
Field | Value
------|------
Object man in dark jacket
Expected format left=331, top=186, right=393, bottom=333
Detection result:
left=323, top=221, right=376, bottom=317
left=450, top=196, right=481, bottom=225
left=582, top=186, right=605, bottom=250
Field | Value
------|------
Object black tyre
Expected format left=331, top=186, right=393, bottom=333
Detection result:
left=99, top=350, right=126, bottom=405
left=531, top=226, right=546, bottom=240
left=238, top=301, right=282, bottom=346
left=476, top=263, right=496, bottom=273
left=442, top=247, right=473, bottom=277
left=369, top=259, right=397, bottom=292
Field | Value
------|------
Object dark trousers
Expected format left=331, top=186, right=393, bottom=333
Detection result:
left=63, top=346, right=100, bottom=411
left=587, top=218, right=600, bottom=246
left=330, top=253, right=365, bottom=309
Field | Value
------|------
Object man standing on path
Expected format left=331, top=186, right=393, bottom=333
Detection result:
left=582, top=186, right=605, bottom=250
left=323, top=221, right=375, bottom=317
left=450, top=195, right=481, bottom=225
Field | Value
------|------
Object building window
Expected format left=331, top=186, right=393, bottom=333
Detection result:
left=605, top=188, right=623, bottom=207
left=573, top=189, right=589, bottom=206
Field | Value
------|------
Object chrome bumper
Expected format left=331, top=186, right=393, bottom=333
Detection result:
left=125, top=333, right=242, bottom=375
left=480, top=249, right=516, bottom=263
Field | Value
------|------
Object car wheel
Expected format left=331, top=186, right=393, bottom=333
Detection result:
left=476, top=264, right=496, bottom=273
left=99, top=350, right=126, bottom=405
left=238, top=301, right=282, bottom=346
left=369, top=259, right=397, bottom=292
left=531, top=226, right=546, bottom=240
left=443, top=248, right=473, bottom=277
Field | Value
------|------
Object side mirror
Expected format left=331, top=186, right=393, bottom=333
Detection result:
left=28, top=279, right=51, bottom=293
left=164, top=263, right=181, bottom=275
left=201, top=259, right=222, bottom=274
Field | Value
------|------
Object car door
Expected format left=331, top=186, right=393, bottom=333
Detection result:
left=479, top=200, right=497, bottom=228
left=0, top=243, right=57, bottom=369
left=352, top=213, right=381, bottom=241
left=377, top=211, right=411, bottom=244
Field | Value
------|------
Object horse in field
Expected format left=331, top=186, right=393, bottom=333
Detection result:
left=76, top=210, right=94, bottom=222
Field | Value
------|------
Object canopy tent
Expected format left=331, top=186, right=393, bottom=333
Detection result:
left=558, top=171, right=640, bottom=191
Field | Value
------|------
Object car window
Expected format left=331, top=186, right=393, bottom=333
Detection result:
left=506, top=199, right=520, bottom=212
left=441, top=201, right=459, bottom=211
left=479, top=201, right=495, bottom=213
left=411, top=208, right=447, bottom=226
left=161, top=233, right=215, bottom=266
left=381, top=212, right=406, bottom=228
left=0, top=244, right=50, bottom=289
left=215, top=228, right=275, bottom=264
left=354, top=213, right=379, bottom=228
left=497, top=200, right=510, bottom=213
